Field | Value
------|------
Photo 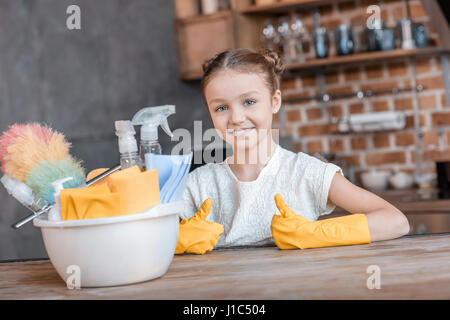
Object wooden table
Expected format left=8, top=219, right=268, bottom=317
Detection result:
left=1, top=233, right=449, bottom=299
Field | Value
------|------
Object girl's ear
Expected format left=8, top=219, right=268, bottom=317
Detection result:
left=271, top=90, right=282, bottom=114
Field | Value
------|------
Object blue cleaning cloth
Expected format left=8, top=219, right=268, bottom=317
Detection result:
left=163, top=152, right=193, bottom=203
left=145, top=154, right=173, bottom=190
left=145, top=152, right=193, bottom=203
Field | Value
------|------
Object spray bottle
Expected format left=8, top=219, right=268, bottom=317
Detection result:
left=115, top=120, right=142, bottom=169
left=1, top=174, right=48, bottom=212
left=131, top=105, right=176, bottom=169
left=47, top=177, right=73, bottom=221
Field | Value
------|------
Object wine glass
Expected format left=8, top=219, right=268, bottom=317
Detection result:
left=261, top=18, right=279, bottom=52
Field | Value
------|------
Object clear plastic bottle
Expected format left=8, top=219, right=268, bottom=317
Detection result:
left=140, top=139, right=162, bottom=157
left=115, top=120, right=143, bottom=169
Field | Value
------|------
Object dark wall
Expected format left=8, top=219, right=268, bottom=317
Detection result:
left=0, top=0, right=213, bottom=260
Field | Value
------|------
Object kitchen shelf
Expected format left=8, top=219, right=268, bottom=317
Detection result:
left=235, top=0, right=352, bottom=14
left=174, top=0, right=450, bottom=81
left=284, top=47, right=448, bottom=74
left=174, top=9, right=235, bottom=81
left=175, top=9, right=231, bottom=24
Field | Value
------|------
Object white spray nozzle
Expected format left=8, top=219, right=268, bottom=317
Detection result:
left=115, top=120, right=138, bottom=153
left=132, top=105, right=176, bottom=141
left=51, top=177, right=73, bottom=195
left=115, top=120, right=136, bottom=135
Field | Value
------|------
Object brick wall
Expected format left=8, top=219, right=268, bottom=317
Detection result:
left=274, top=0, right=449, bottom=186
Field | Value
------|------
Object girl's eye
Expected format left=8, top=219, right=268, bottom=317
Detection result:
left=244, top=99, right=256, bottom=106
left=215, top=105, right=228, bottom=112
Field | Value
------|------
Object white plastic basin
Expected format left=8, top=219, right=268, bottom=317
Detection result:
left=33, top=201, right=183, bottom=288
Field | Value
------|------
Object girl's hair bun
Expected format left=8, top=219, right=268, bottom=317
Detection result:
left=202, top=57, right=214, bottom=73
left=262, top=50, right=285, bottom=76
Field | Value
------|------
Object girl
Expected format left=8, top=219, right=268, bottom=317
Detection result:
left=177, top=48, right=410, bottom=253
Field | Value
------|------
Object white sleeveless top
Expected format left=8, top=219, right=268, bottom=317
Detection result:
left=181, top=144, right=343, bottom=248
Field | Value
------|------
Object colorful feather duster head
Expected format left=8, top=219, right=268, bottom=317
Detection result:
left=0, top=122, right=86, bottom=202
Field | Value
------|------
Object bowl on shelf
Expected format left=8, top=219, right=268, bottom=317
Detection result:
left=33, top=201, right=184, bottom=288
left=361, top=170, right=392, bottom=191
left=389, top=171, right=415, bottom=189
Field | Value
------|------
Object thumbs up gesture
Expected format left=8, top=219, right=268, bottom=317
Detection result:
left=271, top=193, right=312, bottom=250
left=271, top=193, right=371, bottom=250
left=175, top=198, right=224, bottom=255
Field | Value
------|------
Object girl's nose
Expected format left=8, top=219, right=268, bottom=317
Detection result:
left=230, top=106, right=246, bottom=125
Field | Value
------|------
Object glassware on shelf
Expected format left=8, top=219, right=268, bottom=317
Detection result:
left=277, top=16, right=291, bottom=61
left=261, top=18, right=280, bottom=52
left=380, top=28, right=396, bottom=51
left=413, top=23, right=428, bottom=48
left=364, top=19, right=386, bottom=51
left=397, top=18, right=415, bottom=50
left=334, top=24, right=355, bottom=55
left=312, top=27, right=330, bottom=58
left=351, top=26, right=363, bottom=53
left=289, top=13, right=308, bottom=63
left=414, top=134, right=438, bottom=200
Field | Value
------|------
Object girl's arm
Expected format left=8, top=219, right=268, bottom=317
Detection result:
left=327, top=171, right=410, bottom=242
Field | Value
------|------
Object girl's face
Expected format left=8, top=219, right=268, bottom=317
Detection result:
left=204, top=69, right=281, bottom=154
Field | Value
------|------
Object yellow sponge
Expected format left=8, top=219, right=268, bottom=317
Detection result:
left=60, top=184, right=123, bottom=220
left=107, top=166, right=160, bottom=215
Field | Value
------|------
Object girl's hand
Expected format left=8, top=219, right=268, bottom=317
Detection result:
left=271, top=193, right=371, bottom=250
left=175, top=198, right=224, bottom=255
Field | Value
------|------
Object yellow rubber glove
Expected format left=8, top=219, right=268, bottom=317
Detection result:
left=175, top=198, right=224, bottom=255
left=271, top=193, right=371, bottom=250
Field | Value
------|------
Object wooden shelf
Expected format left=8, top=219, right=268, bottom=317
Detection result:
left=285, top=47, right=448, bottom=74
left=236, top=0, right=352, bottom=14
left=181, top=47, right=447, bottom=80
left=175, top=9, right=231, bottom=24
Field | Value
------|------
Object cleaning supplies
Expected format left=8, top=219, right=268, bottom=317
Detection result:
left=0, top=123, right=85, bottom=203
left=48, top=177, right=73, bottom=221
left=146, top=152, right=193, bottom=203
left=115, top=120, right=142, bottom=169
left=271, top=193, right=371, bottom=250
left=12, top=164, right=121, bottom=228
left=59, top=183, right=123, bottom=220
left=1, top=174, right=48, bottom=211
left=175, top=198, right=224, bottom=255
left=131, top=105, right=176, bottom=169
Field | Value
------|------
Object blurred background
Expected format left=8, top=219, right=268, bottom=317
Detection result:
left=1, top=0, right=450, bottom=260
